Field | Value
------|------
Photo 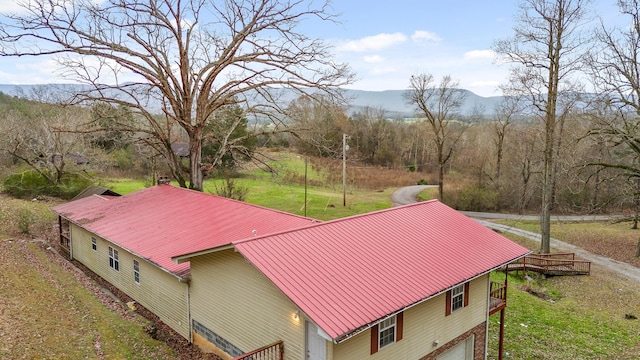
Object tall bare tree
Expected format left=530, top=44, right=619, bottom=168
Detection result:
left=494, top=0, right=589, bottom=253
left=287, top=95, right=349, bottom=158
left=405, top=73, right=467, bottom=201
left=491, top=90, right=525, bottom=191
left=0, top=0, right=353, bottom=190
left=583, top=0, right=640, bottom=230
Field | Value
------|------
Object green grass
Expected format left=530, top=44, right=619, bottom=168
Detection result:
left=204, top=177, right=392, bottom=221
left=486, top=232, right=640, bottom=359
left=417, top=186, right=439, bottom=201
left=0, top=241, right=177, bottom=359
left=103, top=178, right=150, bottom=194
left=488, top=272, right=640, bottom=359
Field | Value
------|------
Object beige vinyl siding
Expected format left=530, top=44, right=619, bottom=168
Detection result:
left=189, top=249, right=307, bottom=360
left=332, top=275, right=489, bottom=360
left=69, top=224, right=190, bottom=338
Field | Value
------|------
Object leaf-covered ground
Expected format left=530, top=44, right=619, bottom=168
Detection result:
left=0, top=194, right=217, bottom=359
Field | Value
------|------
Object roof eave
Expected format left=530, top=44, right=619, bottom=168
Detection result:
left=57, top=214, right=190, bottom=282
left=172, top=243, right=235, bottom=264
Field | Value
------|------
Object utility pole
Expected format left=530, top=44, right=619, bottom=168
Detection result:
left=304, top=156, right=308, bottom=217
left=343, top=133, right=350, bottom=206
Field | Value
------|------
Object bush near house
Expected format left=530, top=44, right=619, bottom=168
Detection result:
left=3, top=170, right=93, bottom=199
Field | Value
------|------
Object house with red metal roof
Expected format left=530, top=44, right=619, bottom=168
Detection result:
left=51, top=184, right=315, bottom=340
left=53, top=184, right=529, bottom=360
left=172, top=196, right=530, bottom=360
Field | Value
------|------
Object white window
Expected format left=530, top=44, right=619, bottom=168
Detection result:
left=108, top=246, right=119, bottom=271
left=91, top=237, right=97, bottom=251
left=378, top=316, right=396, bottom=349
left=133, top=259, right=140, bottom=284
left=451, top=284, right=465, bottom=312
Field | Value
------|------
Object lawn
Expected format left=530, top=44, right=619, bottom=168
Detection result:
left=0, top=198, right=179, bottom=359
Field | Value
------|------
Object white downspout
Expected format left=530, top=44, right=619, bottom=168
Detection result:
left=484, top=275, right=491, bottom=360
left=179, top=276, right=192, bottom=343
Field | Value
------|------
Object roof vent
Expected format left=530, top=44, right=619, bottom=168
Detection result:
left=252, top=230, right=257, bottom=237
left=157, top=176, right=171, bottom=185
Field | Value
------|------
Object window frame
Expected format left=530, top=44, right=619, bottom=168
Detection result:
left=370, top=312, right=403, bottom=354
left=108, top=246, right=120, bottom=271
left=446, top=282, right=470, bottom=316
left=133, top=259, right=140, bottom=284
left=451, top=284, right=465, bottom=312
left=91, top=237, right=97, bottom=251
left=378, top=316, right=396, bottom=349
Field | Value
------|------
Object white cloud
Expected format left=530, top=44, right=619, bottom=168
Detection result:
left=364, top=55, right=384, bottom=63
left=339, top=32, right=407, bottom=52
left=463, top=49, right=496, bottom=60
left=370, top=66, right=398, bottom=75
left=0, top=3, right=27, bottom=13
left=411, top=30, right=441, bottom=42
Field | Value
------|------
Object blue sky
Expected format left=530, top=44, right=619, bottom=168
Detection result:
left=0, top=0, right=626, bottom=97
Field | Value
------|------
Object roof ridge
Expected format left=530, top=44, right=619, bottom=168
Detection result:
left=231, top=199, right=441, bottom=247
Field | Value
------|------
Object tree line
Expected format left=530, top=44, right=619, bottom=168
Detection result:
left=2, top=0, right=640, bottom=254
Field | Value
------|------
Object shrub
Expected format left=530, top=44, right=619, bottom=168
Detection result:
left=16, top=207, right=35, bottom=235
left=3, top=170, right=51, bottom=199
left=213, top=176, right=249, bottom=201
left=448, top=184, right=499, bottom=212
left=3, top=170, right=93, bottom=200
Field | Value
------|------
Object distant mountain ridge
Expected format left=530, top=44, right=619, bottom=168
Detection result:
left=0, top=84, right=503, bottom=117
left=343, top=89, right=503, bottom=117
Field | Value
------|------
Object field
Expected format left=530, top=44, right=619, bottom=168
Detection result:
left=2, top=160, right=640, bottom=358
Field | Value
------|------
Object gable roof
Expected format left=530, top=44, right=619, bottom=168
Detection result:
left=52, top=185, right=315, bottom=278
left=223, top=200, right=530, bottom=342
left=72, top=185, right=121, bottom=200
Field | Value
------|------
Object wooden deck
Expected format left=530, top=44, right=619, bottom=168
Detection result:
left=507, top=253, right=591, bottom=276
left=489, top=281, right=507, bottom=315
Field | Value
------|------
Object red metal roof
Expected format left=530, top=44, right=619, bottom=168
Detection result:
left=232, top=200, right=530, bottom=341
left=51, top=185, right=315, bottom=278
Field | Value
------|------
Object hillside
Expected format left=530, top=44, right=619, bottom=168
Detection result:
left=0, top=84, right=503, bottom=117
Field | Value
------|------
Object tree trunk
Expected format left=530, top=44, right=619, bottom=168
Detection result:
left=540, top=104, right=557, bottom=254
left=189, top=134, right=204, bottom=191
left=438, top=162, right=445, bottom=202
left=636, top=238, right=640, bottom=257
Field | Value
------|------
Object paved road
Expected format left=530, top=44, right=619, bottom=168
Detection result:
left=391, top=185, right=435, bottom=206
left=391, top=186, right=640, bottom=283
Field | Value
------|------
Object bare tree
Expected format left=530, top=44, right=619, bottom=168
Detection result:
left=494, top=0, right=589, bottom=253
left=0, top=102, right=90, bottom=185
left=491, top=90, right=525, bottom=191
left=405, top=74, right=467, bottom=201
left=586, top=0, right=640, bottom=227
left=287, top=94, right=349, bottom=158
left=0, top=0, right=353, bottom=191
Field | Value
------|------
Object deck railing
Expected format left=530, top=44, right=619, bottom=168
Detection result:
left=489, top=281, right=507, bottom=315
left=509, top=253, right=591, bottom=275
left=232, top=340, right=284, bottom=360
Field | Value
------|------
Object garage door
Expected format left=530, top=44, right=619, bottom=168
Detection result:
left=436, top=335, right=474, bottom=360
